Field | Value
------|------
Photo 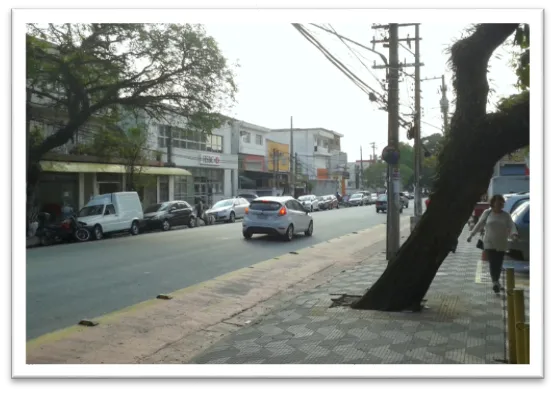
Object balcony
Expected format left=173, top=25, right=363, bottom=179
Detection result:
left=313, top=146, right=331, bottom=156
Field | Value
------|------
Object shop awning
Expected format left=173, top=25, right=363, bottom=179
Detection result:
left=39, top=161, right=192, bottom=176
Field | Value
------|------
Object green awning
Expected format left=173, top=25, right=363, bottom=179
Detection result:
left=39, top=160, right=192, bottom=176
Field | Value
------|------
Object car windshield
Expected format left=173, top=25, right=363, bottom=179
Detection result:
left=511, top=200, right=530, bottom=221
left=79, top=205, right=104, bottom=217
left=144, top=202, right=172, bottom=213
left=351, top=194, right=362, bottom=198
left=212, top=200, right=233, bottom=209
left=298, top=196, right=312, bottom=201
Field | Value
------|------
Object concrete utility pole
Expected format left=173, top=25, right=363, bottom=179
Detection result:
left=440, top=75, right=450, bottom=135
left=413, top=24, right=423, bottom=218
left=360, top=145, right=364, bottom=189
left=386, top=23, right=400, bottom=261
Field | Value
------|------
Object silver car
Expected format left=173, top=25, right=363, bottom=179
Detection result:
left=242, top=196, right=314, bottom=241
left=206, top=197, right=250, bottom=223
left=298, top=194, right=319, bottom=212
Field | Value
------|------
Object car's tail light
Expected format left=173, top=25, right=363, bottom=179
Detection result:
left=278, top=206, right=287, bottom=216
left=245, top=207, right=249, bottom=214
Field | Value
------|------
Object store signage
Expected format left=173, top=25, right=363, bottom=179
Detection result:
left=199, top=154, right=221, bottom=166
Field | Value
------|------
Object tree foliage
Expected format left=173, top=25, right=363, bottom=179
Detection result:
left=26, top=23, right=237, bottom=162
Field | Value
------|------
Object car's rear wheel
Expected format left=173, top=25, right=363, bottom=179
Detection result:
left=243, top=230, right=252, bottom=240
left=229, top=212, right=236, bottom=223
left=284, top=225, right=294, bottom=241
left=162, top=219, right=171, bottom=231
left=188, top=216, right=195, bottom=228
left=130, top=220, right=140, bottom=236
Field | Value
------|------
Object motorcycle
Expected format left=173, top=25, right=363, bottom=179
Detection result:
left=35, top=213, right=91, bottom=246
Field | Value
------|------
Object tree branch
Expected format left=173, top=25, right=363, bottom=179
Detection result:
left=450, top=24, right=519, bottom=121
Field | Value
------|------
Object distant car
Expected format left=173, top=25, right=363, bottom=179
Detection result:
left=370, top=193, right=378, bottom=204
left=508, top=200, right=529, bottom=260
left=375, top=194, right=404, bottom=213
left=348, top=193, right=367, bottom=206
left=143, top=200, right=196, bottom=231
left=206, top=197, right=250, bottom=223
left=317, top=195, right=338, bottom=210
left=298, top=194, right=319, bottom=212
left=242, top=196, right=313, bottom=241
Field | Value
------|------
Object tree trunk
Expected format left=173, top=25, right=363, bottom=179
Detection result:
left=353, top=24, right=528, bottom=311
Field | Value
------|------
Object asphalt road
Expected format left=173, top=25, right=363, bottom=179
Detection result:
left=26, top=203, right=414, bottom=340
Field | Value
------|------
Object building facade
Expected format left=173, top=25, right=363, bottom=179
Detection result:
left=267, top=127, right=348, bottom=195
left=232, top=121, right=276, bottom=195
left=152, top=116, right=239, bottom=205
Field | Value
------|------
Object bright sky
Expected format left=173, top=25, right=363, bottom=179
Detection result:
left=204, top=23, right=519, bottom=162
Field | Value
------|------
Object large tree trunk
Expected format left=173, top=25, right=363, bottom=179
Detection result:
left=354, top=24, right=529, bottom=311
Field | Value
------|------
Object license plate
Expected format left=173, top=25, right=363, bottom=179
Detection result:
left=257, top=214, right=267, bottom=219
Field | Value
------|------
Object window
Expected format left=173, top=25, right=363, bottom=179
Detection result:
left=105, top=204, right=116, bottom=215
left=157, top=124, right=223, bottom=152
left=255, top=134, right=263, bottom=145
left=174, top=176, right=188, bottom=201
left=285, top=201, right=297, bottom=210
left=177, top=202, right=188, bottom=210
left=243, top=132, right=251, bottom=143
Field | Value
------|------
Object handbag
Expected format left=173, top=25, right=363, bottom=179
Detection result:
left=475, top=209, right=491, bottom=250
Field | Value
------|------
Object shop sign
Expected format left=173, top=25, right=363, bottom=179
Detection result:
left=199, top=154, right=221, bottom=166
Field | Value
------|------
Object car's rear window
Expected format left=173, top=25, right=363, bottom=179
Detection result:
left=250, top=201, right=282, bottom=211
left=378, top=195, right=387, bottom=201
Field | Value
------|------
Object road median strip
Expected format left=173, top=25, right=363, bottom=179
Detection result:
left=27, top=218, right=410, bottom=364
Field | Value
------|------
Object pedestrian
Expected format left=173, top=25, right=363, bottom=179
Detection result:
left=467, top=194, right=518, bottom=294
left=195, top=197, right=206, bottom=226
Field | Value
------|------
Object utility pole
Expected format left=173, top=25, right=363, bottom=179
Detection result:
left=273, top=149, right=278, bottom=192
left=370, top=142, right=376, bottom=162
left=290, top=116, right=294, bottom=196
left=385, top=23, right=400, bottom=261
left=413, top=24, right=423, bottom=218
left=440, top=75, right=449, bottom=135
left=360, top=145, right=364, bottom=189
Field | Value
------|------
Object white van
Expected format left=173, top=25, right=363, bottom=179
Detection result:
left=78, top=192, right=144, bottom=240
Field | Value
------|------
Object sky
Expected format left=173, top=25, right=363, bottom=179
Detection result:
left=204, top=23, right=519, bottom=162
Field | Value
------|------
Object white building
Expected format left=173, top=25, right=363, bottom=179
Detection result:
left=268, top=128, right=346, bottom=181
left=152, top=116, right=239, bottom=205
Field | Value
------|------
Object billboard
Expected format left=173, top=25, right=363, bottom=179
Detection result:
left=267, top=140, right=290, bottom=172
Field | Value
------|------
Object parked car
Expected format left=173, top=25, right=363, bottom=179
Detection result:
left=370, top=193, right=378, bottom=204
left=242, top=196, right=313, bottom=241
left=318, top=195, right=339, bottom=210
left=375, top=194, right=404, bottom=213
left=143, top=200, right=196, bottom=231
left=348, top=193, right=367, bottom=207
left=206, top=197, right=250, bottom=223
left=79, top=192, right=143, bottom=240
left=237, top=193, right=259, bottom=203
left=298, top=194, right=320, bottom=212
left=400, top=194, right=409, bottom=208
left=508, top=200, right=530, bottom=260
left=504, top=193, right=529, bottom=214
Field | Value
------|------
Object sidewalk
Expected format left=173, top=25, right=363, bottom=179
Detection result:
left=191, top=233, right=530, bottom=364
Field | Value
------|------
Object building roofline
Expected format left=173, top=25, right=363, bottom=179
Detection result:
left=271, top=128, right=344, bottom=138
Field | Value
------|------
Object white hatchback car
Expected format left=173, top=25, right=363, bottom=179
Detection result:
left=242, top=196, right=314, bottom=241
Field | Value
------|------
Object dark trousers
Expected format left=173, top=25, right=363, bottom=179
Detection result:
left=487, top=249, right=505, bottom=283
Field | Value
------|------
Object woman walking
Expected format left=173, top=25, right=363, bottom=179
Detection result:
left=467, top=194, right=519, bottom=293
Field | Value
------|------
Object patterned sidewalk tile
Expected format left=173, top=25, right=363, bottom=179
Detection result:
left=191, top=233, right=530, bottom=365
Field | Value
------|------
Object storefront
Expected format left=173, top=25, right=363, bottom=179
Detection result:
left=35, top=160, right=192, bottom=220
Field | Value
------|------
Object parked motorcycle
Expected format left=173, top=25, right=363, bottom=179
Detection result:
left=35, top=213, right=91, bottom=246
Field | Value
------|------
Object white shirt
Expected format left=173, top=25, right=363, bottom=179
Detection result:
left=470, top=208, right=518, bottom=251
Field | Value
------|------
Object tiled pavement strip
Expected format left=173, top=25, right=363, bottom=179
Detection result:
left=191, top=233, right=530, bottom=364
